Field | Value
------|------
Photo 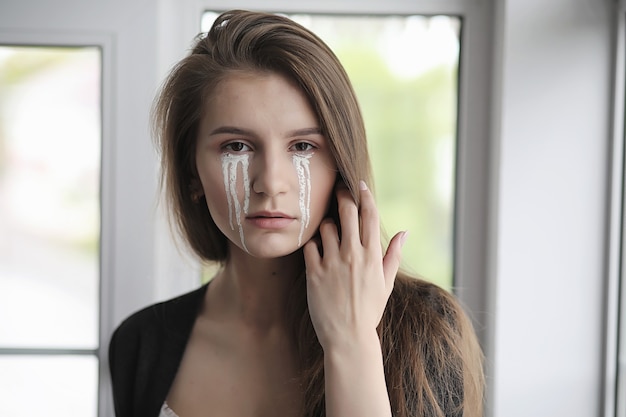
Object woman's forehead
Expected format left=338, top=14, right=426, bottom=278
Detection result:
left=201, top=72, right=320, bottom=133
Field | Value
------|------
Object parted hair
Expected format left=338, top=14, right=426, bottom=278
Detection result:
left=153, top=9, right=484, bottom=417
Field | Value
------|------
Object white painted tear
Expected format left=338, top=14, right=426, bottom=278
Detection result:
left=221, top=153, right=250, bottom=252
left=292, top=153, right=312, bottom=247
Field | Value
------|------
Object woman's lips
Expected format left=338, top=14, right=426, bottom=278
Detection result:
left=246, top=212, right=295, bottom=229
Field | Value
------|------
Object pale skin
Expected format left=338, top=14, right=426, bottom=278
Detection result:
left=166, top=71, right=407, bottom=417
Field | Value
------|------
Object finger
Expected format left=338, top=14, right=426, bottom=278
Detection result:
left=303, top=238, right=321, bottom=268
left=382, top=231, right=408, bottom=292
left=358, top=180, right=381, bottom=249
left=336, top=186, right=360, bottom=247
left=319, top=218, right=340, bottom=255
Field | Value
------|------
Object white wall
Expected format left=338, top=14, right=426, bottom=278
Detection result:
left=489, top=0, right=613, bottom=416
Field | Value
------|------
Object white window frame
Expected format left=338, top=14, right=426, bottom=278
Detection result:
left=0, top=2, right=165, bottom=416
left=0, top=30, right=115, bottom=416
left=605, top=3, right=626, bottom=417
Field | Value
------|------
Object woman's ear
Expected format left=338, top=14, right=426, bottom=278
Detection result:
left=189, top=178, right=204, bottom=203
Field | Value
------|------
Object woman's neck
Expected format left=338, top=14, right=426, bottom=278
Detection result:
left=206, top=246, right=305, bottom=331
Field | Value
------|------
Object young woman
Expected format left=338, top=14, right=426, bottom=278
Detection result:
left=109, top=10, right=484, bottom=417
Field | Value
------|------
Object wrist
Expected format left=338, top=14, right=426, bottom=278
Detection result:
left=322, top=330, right=382, bottom=358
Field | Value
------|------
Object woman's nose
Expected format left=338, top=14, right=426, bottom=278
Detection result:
left=251, top=150, right=291, bottom=197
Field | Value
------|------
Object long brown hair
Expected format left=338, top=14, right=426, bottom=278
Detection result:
left=153, top=9, right=484, bottom=417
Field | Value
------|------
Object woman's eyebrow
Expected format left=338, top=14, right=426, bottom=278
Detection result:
left=287, top=127, right=322, bottom=137
left=208, top=126, right=253, bottom=136
left=208, top=126, right=322, bottom=137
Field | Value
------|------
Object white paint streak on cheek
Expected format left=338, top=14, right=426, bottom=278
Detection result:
left=221, top=155, right=234, bottom=229
left=293, top=153, right=313, bottom=247
left=221, top=153, right=250, bottom=253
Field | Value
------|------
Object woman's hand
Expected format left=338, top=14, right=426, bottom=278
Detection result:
left=303, top=180, right=407, bottom=351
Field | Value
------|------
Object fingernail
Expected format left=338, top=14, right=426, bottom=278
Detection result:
left=400, top=231, right=409, bottom=246
left=359, top=180, right=368, bottom=191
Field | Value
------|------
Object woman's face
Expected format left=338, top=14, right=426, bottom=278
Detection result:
left=195, top=72, right=337, bottom=258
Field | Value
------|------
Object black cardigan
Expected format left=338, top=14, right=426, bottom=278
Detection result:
left=108, top=284, right=209, bottom=417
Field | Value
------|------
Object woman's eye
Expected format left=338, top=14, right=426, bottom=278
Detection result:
left=224, top=142, right=250, bottom=152
left=293, top=142, right=315, bottom=152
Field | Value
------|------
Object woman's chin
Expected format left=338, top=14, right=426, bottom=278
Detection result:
left=230, top=239, right=304, bottom=260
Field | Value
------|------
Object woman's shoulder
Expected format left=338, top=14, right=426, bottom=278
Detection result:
left=111, top=284, right=209, bottom=344
left=108, top=285, right=209, bottom=417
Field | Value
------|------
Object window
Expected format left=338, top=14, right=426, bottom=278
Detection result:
left=0, top=46, right=101, bottom=417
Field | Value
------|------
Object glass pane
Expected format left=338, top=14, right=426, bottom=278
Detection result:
left=0, top=46, right=101, bottom=348
left=0, top=355, right=97, bottom=416
left=202, top=13, right=460, bottom=289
